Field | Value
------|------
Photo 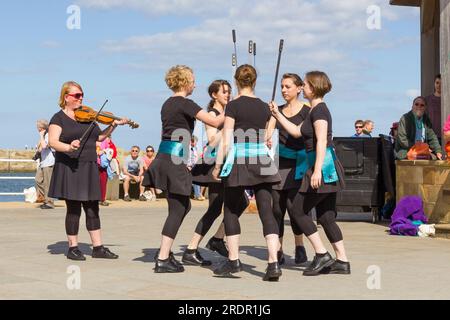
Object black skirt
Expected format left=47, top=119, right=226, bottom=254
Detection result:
left=272, top=156, right=302, bottom=191
left=48, top=160, right=101, bottom=201
left=222, top=154, right=281, bottom=188
left=143, top=153, right=192, bottom=196
left=299, top=158, right=345, bottom=193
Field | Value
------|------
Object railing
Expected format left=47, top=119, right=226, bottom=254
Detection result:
left=0, top=159, right=35, bottom=197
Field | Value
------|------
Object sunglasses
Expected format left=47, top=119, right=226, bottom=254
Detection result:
left=414, top=103, right=425, bottom=107
left=146, top=150, right=154, bottom=152
left=131, top=150, right=139, bottom=152
left=355, top=126, right=363, bottom=129
left=67, top=93, right=84, bottom=100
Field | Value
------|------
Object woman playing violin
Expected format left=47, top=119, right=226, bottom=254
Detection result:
left=48, top=81, right=128, bottom=261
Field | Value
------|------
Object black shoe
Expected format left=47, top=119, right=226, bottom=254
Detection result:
left=40, top=204, right=54, bottom=209
left=92, top=246, right=119, bottom=259
left=182, top=249, right=212, bottom=266
left=154, top=250, right=183, bottom=268
left=263, top=262, right=282, bottom=281
left=213, top=259, right=242, bottom=276
left=303, top=252, right=334, bottom=276
left=320, top=259, right=351, bottom=275
left=154, top=257, right=184, bottom=273
left=67, top=247, right=86, bottom=261
left=295, top=246, right=308, bottom=264
left=206, top=237, right=228, bottom=257
left=277, top=250, right=285, bottom=266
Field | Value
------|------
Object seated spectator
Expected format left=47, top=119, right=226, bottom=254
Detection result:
left=389, top=122, right=399, bottom=144
left=35, top=119, right=55, bottom=209
left=141, top=145, right=156, bottom=201
left=425, top=74, right=441, bottom=140
left=360, top=120, right=374, bottom=137
left=122, top=146, right=146, bottom=201
left=394, top=96, right=442, bottom=160
left=352, top=120, right=364, bottom=137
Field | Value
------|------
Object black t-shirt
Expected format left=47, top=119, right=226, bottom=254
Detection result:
left=49, top=110, right=101, bottom=162
left=161, top=96, right=202, bottom=141
left=225, top=96, right=271, bottom=143
left=300, top=102, right=333, bottom=152
left=207, top=107, right=223, bottom=130
left=276, top=104, right=310, bottom=150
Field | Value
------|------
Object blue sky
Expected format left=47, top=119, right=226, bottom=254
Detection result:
left=0, top=0, right=420, bottom=150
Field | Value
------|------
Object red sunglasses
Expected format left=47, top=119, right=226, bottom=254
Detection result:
left=67, top=93, right=84, bottom=100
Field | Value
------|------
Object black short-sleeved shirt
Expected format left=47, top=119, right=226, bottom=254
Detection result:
left=161, top=96, right=202, bottom=141
left=49, top=110, right=101, bottom=162
left=276, top=104, right=310, bottom=150
left=300, top=102, right=333, bottom=152
left=225, top=96, right=271, bottom=142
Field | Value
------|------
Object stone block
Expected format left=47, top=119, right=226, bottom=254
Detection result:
left=421, top=185, right=443, bottom=203
left=397, top=165, right=423, bottom=184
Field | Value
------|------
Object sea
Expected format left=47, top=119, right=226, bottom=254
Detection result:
left=0, top=172, right=35, bottom=202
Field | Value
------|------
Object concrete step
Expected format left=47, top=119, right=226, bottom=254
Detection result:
left=435, top=224, right=450, bottom=239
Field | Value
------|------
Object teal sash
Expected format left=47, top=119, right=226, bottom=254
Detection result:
left=158, top=140, right=184, bottom=158
left=203, top=145, right=217, bottom=160
left=278, top=143, right=308, bottom=180
left=306, top=147, right=338, bottom=183
left=220, top=143, right=269, bottom=177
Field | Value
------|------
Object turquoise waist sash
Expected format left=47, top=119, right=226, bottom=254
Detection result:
left=203, top=145, right=217, bottom=160
left=278, top=143, right=308, bottom=180
left=220, top=143, right=269, bottom=177
left=158, top=140, right=184, bottom=158
left=306, top=147, right=338, bottom=183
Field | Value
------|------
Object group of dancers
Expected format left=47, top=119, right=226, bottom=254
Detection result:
left=46, top=64, right=350, bottom=281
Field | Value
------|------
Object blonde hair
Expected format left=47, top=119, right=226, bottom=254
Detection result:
left=305, top=71, right=332, bottom=98
left=58, top=81, right=83, bottom=109
left=235, top=64, right=257, bottom=89
left=165, top=65, right=194, bottom=92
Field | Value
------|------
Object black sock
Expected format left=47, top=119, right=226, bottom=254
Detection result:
left=93, top=245, right=104, bottom=251
left=69, top=246, right=78, bottom=251
left=268, top=262, right=278, bottom=268
left=317, top=252, right=328, bottom=257
left=185, top=248, right=196, bottom=254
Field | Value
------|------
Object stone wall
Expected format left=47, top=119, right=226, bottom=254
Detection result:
left=0, top=149, right=37, bottom=172
left=396, top=160, right=450, bottom=223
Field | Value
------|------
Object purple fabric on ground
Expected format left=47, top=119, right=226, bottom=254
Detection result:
left=389, top=196, right=428, bottom=236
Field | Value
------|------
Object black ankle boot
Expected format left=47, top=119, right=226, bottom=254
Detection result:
left=303, top=252, right=334, bottom=276
left=277, top=250, right=285, bottom=265
left=263, top=262, right=282, bottom=281
left=182, top=249, right=212, bottom=266
left=206, top=237, right=229, bottom=257
left=295, top=246, right=307, bottom=264
left=213, top=259, right=242, bottom=276
left=154, top=257, right=185, bottom=273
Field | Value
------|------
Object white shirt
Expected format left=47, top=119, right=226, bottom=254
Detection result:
left=39, top=132, right=55, bottom=168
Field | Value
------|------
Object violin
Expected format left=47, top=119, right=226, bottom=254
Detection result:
left=75, top=105, right=139, bottom=129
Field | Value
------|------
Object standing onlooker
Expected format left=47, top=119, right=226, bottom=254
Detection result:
left=361, top=120, right=374, bottom=137
left=389, top=122, right=399, bottom=144
left=188, top=135, right=204, bottom=200
left=142, top=145, right=157, bottom=200
left=122, top=146, right=146, bottom=201
left=35, top=119, right=55, bottom=209
left=425, top=74, right=441, bottom=140
left=352, top=120, right=364, bottom=137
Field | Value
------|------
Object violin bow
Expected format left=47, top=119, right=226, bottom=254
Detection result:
left=79, top=99, right=109, bottom=143
left=271, top=39, right=284, bottom=102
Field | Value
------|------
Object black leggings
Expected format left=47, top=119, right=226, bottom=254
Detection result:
left=162, top=192, right=192, bottom=239
left=194, top=183, right=224, bottom=236
left=65, top=200, right=101, bottom=236
left=291, top=192, right=343, bottom=243
left=224, top=184, right=278, bottom=237
left=272, top=189, right=302, bottom=237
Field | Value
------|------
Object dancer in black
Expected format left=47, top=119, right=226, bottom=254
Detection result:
left=270, top=71, right=350, bottom=276
left=213, top=64, right=282, bottom=281
left=184, top=80, right=249, bottom=266
left=48, top=81, right=128, bottom=260
left=266, top=73, right=309, bottom=265
left=143, top=65, right=225, bottom=273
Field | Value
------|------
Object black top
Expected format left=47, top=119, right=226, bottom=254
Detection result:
left=49, top=110, right=101, bottom=162
left=208, top=107, right=223, bottom=130
left=161, top=96, right=202, bottom=141
left=300, top=102, right=333, bottom=152
left=276, top=104, right=310, bottom=150
left=225, top=96, right=271, bottom=143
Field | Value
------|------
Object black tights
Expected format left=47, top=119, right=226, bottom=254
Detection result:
left=271, top=188, right=302, bottom=238
left=194, top=184, right=224, bottom=236
left=291, top=192, right=343, bottom=244
left=162, top=192, right=192, bottom=239
left=65, top=200, right=101, bottom=236
left=224, top=184, right=278, bottom=237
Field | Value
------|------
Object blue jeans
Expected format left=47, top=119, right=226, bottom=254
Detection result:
left=193, top=184, right=202, bottom=197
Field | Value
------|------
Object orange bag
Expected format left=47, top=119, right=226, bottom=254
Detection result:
left=445, top=141, right=450, bottom=159
left=407, top=142, right=431, bottom=160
